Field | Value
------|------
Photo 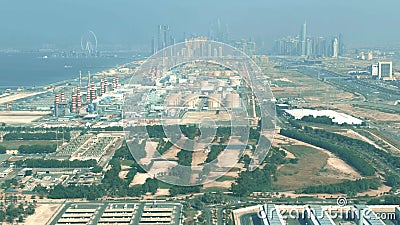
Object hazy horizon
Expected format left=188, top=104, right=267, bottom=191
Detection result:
left=1, top=0, right=399, bottom=51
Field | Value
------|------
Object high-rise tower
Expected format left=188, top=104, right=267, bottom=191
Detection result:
left=300, top=22, right=307, bottom=56
left=332, top=37, right=339, bottom=58
left=163, top=25, right=170, bottom=49
left=157, top=25, right=163, bottom=52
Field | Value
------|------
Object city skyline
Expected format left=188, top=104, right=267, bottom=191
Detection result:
left=1, top=0, right=400, bottom=50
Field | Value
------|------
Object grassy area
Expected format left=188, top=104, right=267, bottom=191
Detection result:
left=274, top=145, right=345, bottom=191
left=353, top=103, right=400, bottom=114
left=215, top=176, right=236, bottom=182
left=0, top=140, right=60, bottom=150
left=203, top=186, right=229, bottom=192
left=120, top=160, right=135, bottom=167
left=369, top=129, right=400, bottom=151
left=158, top=181, right=173, bottom=189
left=297, top=121, right=348, bottom=132
left=273, top=80, right=299, bottom=87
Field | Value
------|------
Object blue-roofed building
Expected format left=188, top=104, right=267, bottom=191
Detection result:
left=260, top=204, right=285, bottom=225
left=354, top=205, right=385, bottom=225
left=304, top=205, right=335, bottom=225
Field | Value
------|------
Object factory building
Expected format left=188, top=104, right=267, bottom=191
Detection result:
left=226, top=93, right=241, bottom=109
left=185, top=94, right=200, bottom=109
left=53, top=92, right=70, bottom=117
left=208, top=94, right=222, bottom=110
left=53, top=72, right=119, bottom=117
left=230, top=76, right=242, bottom=87
left=166, top=93, right=182, bottom=107
left=378, top=62, right=393, bottom=80
left=104, top=78, right=108, bottom=93
left=371, top=64, right=379, bottom=77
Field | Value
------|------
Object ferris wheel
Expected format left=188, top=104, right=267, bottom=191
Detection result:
left=81, top=30, right=98, bottom=56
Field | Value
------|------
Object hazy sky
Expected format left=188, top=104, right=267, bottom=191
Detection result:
left=1, top=0, right=399, bottom=50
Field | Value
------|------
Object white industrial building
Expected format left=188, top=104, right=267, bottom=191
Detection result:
left=284, top=109, right=363, bottom=125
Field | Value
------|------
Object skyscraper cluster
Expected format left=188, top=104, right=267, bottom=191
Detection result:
left=274, top=22, right=343, bottom=58
left=233, top=39, right=256, bottom=56
left=208, top=18, right=229, bottom=42
left=152, top=25, right=176, bottom=54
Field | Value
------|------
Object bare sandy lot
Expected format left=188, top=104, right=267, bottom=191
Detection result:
left=130, top=173, right=152, bottom=186
left=148, top=160, right=178, bottom=176
left=275, top=133, right=362, bottom=191
left=0, top=92, right=47, bottom=105
left=278, top=184, right=391, bottom=199
left=140, top=141, right=158, bottom=165
left=216, top=150, right=241, bottom=168
left=192, top=149, right=208, bottom=166
left=224, top=170, right=241, bottom=178
left=119, top=170, right=129, bottom=179
left=274, top=133, right=361, bottom=179
left=203, top=180, right=235, bottom=189
left=181, top=111, right=231, bottom=123
left=161, top=144, right=180, bottom=160
left=332, top=103, right=400, bottom=122
left=358, top=184, right=391, bottom=197
left=281, top=148, right=296, bottom=159
left=324, top=158, right=361, bottom=179
left=153, top=188, right=170, bottom=197
left=0, top=111, right=50, bottom=124
left=23, top=203, right=63, bottom=225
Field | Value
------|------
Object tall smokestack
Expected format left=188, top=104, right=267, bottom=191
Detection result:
left=55, top=93, right=60, bottom=105
left=54, top=93, right=60, bottom=117
left=115, top=76, right=119, bottom=89
left=61, top=91, right=65, bottom=103
left=71, top=92, right=77, bottom=112
left=77, top=87, right=81, bottom=110
left=112, top=78, right=116, bottom=91
left=100, top=79, right=105, bottom=95
left=91, top=82, right=96, bottom=102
